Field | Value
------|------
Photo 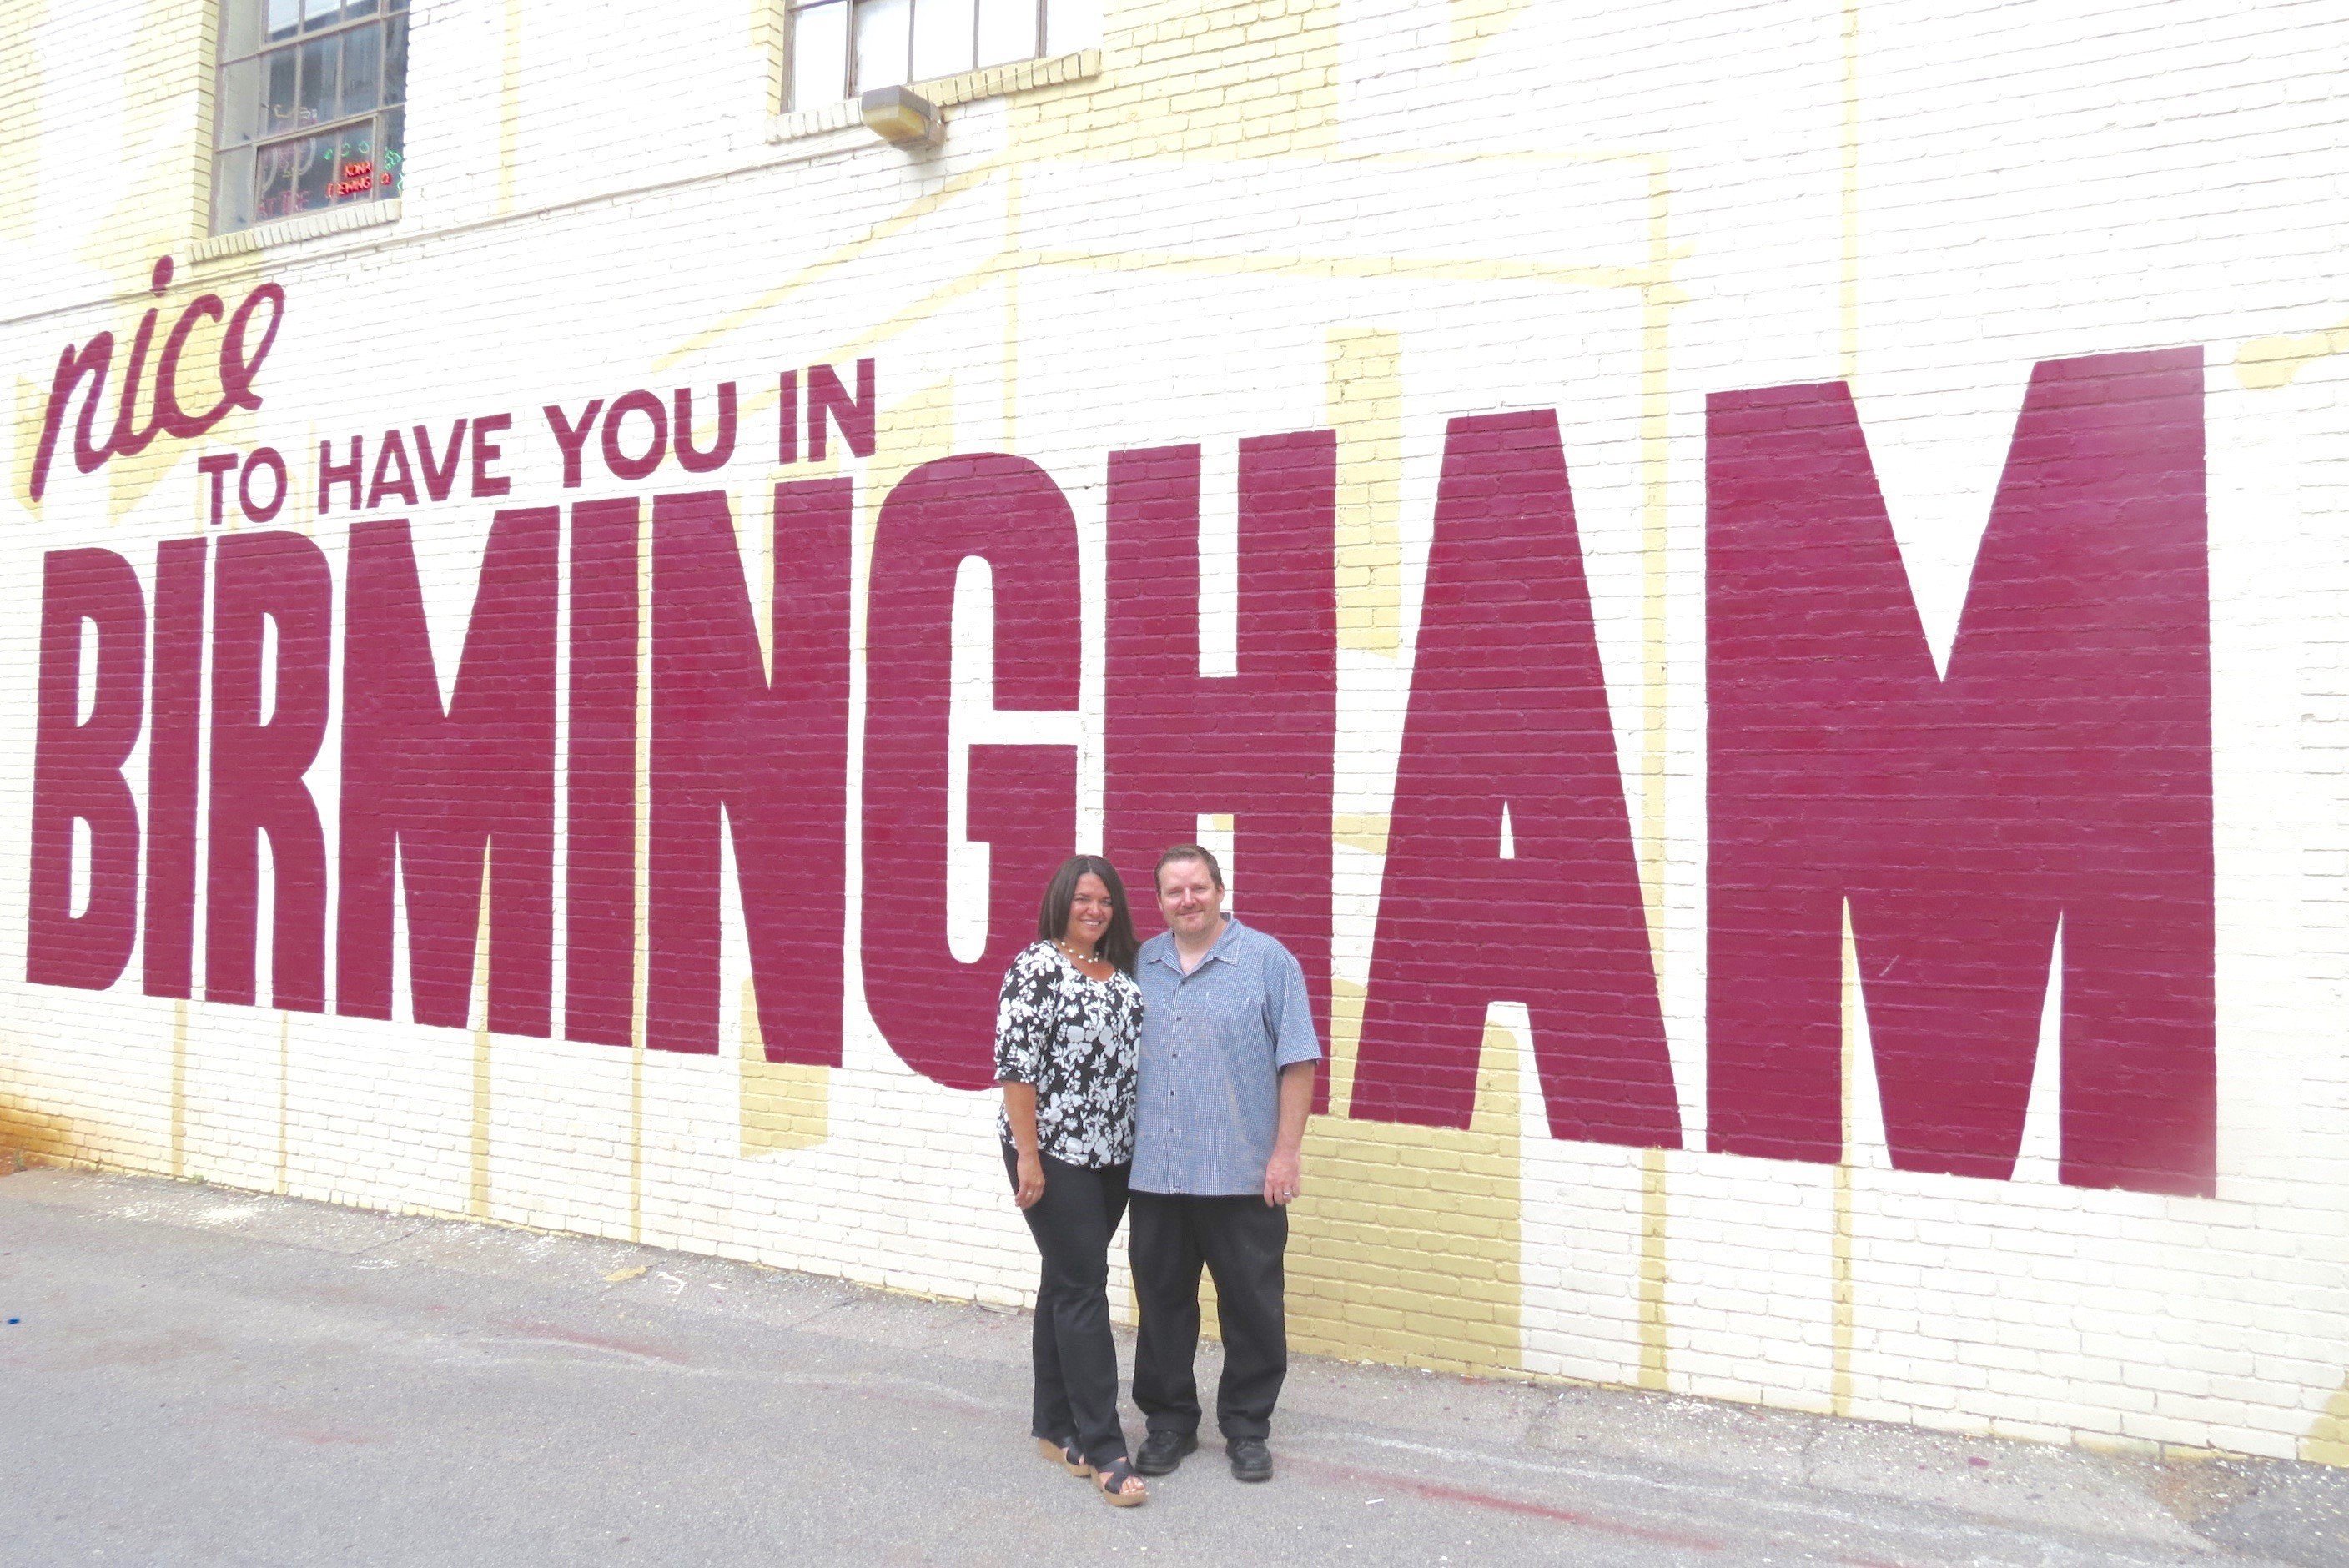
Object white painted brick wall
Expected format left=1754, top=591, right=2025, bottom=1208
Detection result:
left=5, top=0, right=2349, bottom=1467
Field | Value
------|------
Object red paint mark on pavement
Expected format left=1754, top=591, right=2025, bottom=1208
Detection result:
left=220, top=1405, right=380, bottom=1447
left=1286, top=1455, right=1923, bottom=1568
left=1285, top=1455, right=1728, bottom=1551
left=494, top=1319, right=691, bottom=1364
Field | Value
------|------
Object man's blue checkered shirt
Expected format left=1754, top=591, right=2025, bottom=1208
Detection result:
left=1129, top=917, right=1322, bottom=1196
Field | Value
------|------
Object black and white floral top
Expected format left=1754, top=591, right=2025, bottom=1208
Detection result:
left=993, top=940, right=1144, bottom=1168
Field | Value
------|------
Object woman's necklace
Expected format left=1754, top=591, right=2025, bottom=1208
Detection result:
left=1057, top=939, right=1102, bottom=967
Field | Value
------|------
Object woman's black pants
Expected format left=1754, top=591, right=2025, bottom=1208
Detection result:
left=1002, top=1144, right=1131, bottom=1468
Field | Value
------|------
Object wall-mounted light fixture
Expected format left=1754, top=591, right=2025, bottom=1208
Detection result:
left=861, top=86, right=943, bottom=149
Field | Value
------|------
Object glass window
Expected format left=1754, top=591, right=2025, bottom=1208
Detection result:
left=340, top=25, right=380, bottom=118
left=911, top=0, right=975, bottom=84
left=975, top=0, right=1036, bottom=69
left=296, top=35, right=337, bottom=126
left=222, top=0, right=264, bottom=58
left=212, top=0, right=407, bottom=234
left=217, top=57, right=263, bottom=145
left=293, top=127, right=337, bottom=210
left=383, top=13, right=408, bottom=104
left=263, top=47, right=299, bottom=136
left=790, top=0, right=1073, bottom=109
left=212, top=146, right=256, bottom=232
left=326, top=123, right=379, bottom=203
left=853, top=0, right=912, bottom=95
left=790, top=1, right=849, bottom=108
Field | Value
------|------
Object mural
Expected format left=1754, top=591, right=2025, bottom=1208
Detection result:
left=24, top=285, right=2219, bottom=1195
left=18, top=0, right=2349, bottom=1469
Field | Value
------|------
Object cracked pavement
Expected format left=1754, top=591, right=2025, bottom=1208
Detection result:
left=3, top=1166, right=2345, bottom=1565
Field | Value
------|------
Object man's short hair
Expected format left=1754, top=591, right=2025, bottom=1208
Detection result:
left=1154, top=843, right=1225, bottom=893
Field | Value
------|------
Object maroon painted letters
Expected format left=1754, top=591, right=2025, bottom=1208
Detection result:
left=28, top=259, right=283, bottom=504
left=863, top=455, right=1080, bottom=1091
left=647, top=484, right=852, bottom=1058
left=1104, top=433, right=1337, bottom=1059
left=18, top=337, right=2224, bottom=1196
left=143, top=539, right=206, bottom=998
left=1705, top=349, right=2215, bottom=1194
left=565, top=497, right=642, bottom=1048
left=1351, top=412, right=1678, bottom=1143
left=207, top=532, right=332, bottom=1012
left=337, top=511, right=558, bottom=1034
left=28, top=550, right=147, bottom=990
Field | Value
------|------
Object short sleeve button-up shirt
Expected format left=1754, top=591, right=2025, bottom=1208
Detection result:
left=1130, top=917, right=1321, bottom=1196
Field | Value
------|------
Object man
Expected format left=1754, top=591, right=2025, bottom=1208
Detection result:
left=1127, top=844, right=1320, bottom=1484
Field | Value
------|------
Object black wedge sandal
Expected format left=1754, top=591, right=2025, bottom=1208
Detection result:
left=1094, top=1457, right=1147, bottom=1508
left=1034, top=1435, right=1092, bottom=1477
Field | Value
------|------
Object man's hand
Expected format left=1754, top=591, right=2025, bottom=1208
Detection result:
left=1263, top=1148, right=1301, bottom=1207
left=1264, top=1059, right=1315, bottom=1206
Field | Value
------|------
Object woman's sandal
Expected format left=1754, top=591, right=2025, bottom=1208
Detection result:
left=1094, top=1457, right=1148, bottom=1508
left=1034, top=1435, right=1092, bottom=1477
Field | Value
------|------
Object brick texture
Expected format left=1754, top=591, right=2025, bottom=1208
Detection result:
left=6, top=0, right=2349, bottom=1468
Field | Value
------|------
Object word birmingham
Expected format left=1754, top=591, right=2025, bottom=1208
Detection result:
left=27, top=269, right=2218, bottom=1197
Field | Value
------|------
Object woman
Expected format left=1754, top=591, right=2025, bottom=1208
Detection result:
left=995, top=854, right=1149, bottom=1507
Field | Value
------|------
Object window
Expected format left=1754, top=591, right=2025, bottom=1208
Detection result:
left=212, top=0, right=408, bottom=234
left=787, top=0, right=1083, bottom=109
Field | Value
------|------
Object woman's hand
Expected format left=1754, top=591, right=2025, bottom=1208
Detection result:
left=1001, top=1083, right=1044, bottom=1208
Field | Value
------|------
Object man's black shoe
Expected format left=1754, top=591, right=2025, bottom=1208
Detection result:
left=1135, top=1430, right=1197, bottom=1475
left=1227, top=1436, right=1274, bottom=1482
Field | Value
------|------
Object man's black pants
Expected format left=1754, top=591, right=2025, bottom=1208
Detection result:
left=1003, top=1144, right=1131, bottom=1468
left=1128, top=1190, right=1289, bottom=1442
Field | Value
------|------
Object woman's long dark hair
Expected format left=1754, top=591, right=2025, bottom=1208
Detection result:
left=1034, top=855, right=1141, bottom=976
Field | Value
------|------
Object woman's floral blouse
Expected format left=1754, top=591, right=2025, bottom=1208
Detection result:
left=993, top=940, right=1143, bottom=1168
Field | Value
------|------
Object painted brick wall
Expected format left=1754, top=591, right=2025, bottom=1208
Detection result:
left=7, top=0, right=2349, bottom=1468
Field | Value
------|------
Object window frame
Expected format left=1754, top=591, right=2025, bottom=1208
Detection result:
left=786, top=0, right=1055, bottom=110
left=212, top=0, right=410, bottom=237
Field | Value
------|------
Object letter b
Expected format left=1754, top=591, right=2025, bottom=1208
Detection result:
left=28, top=549, right=146, bottom=990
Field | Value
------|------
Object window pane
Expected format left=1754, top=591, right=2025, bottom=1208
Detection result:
left=326, top=122, right=378, bottom=203
left=298, top=35, right=336, bottom=129
left=304, top=0, right=340, bottom=29
left=853, top=0, right=912, bottom=93
left=911, top=0, right=974, bottom=81
left=1045, top=0, right=1102, bottom=56
left=267, top=0, right=301, bottom=43
left=340, top=25, right=380, bottom=116
left=254, top=139, right=300, bottom=221
left=216, top=58, right=262, bottom=146
left=389, top=0, right=407, bottom=11
left=976, top=0, right=1036, bottom=67
left=293, top=127, right=337, bottom=211
left=221, top=0, right=265, bottom=59
left=383, top=106, right=406, bottom=196
left=344, top=0, right=380, bottom=18
left=211, top=145, right=255, bottom=233
left=382, top=14, right=407, bottom=104
left=790, top=3, right=848, bottom=108
left=264, top=45, right=299, bottom=135
left=380, top=105, right=405, bottom=195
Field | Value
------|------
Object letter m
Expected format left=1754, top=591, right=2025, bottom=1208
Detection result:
left=338, top=510, right=558, bottom=1033
left=1706, top=349, right=2213, bottom=1195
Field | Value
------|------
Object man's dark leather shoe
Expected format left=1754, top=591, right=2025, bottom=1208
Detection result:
left=1227, top=1436, right=1274, bottom=1482
left=1135, top=1430, right=1197, bottom=1475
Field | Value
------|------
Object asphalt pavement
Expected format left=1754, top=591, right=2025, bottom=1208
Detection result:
left=3, top=1165, right=2345, bottom=1566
